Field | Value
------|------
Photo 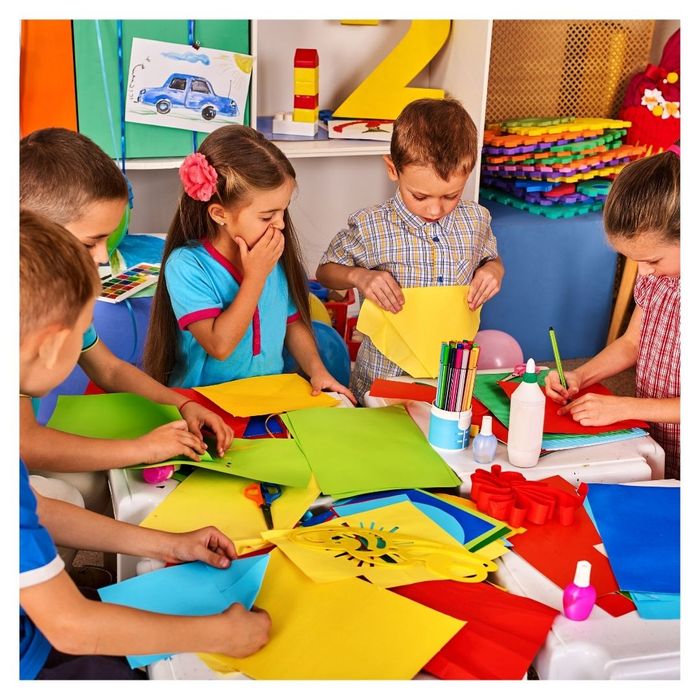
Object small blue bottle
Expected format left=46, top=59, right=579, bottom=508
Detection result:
left=472, top=416, right=498, bottom=464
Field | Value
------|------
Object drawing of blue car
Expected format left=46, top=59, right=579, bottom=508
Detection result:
left=137, top=73, right=238, bottom=120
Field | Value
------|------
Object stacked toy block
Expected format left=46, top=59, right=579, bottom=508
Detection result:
left=479, top=117, right=646, bottom=218
left=272, top=48, right=319, bottom=137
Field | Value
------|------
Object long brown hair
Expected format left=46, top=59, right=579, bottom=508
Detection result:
left=144, top=125, right=311, bottom=385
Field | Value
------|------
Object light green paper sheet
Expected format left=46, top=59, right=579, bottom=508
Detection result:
left=284, top=405, right=462, bottom=497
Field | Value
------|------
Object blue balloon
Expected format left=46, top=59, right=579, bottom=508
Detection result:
left=283, top=320, right=350, bottom=387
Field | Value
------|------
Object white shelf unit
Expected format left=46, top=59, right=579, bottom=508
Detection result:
left=126, top=19, right=493, bottom=274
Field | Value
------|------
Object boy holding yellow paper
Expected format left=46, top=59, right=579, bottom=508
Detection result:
left=316, top=98, right=504, bottom=402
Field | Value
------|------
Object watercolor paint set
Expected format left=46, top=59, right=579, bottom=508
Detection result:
left=98, top=262, right=161, bottom=303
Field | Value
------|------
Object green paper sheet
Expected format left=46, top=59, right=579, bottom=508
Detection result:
left=284, top=405, right=462, bottom=497
left=473, top=371, right=547, bottom=428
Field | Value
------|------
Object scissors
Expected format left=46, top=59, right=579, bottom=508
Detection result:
left=501, top=363, right=547, bottom=383
left=243, top=482, right=282, bottom=530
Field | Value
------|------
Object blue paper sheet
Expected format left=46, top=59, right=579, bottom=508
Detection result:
left=98, top=553, right=269, bottom=668
left=629, top=591, right=680, bottom=620
left=586, top=484, right=680, bottom=594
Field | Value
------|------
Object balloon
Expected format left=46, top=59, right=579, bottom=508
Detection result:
left=474, top=330, right=524, bottom=370
left=142, top=465, right=175, bottom=484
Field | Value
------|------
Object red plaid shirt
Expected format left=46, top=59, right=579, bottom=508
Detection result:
left=634, top=274, right=680, bottom=478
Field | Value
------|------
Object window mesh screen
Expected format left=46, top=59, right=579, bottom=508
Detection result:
left=486, top=20, right=655, bottom=124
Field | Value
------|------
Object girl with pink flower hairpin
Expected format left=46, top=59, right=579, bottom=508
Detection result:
left=144, top=125, right=355, bottom=403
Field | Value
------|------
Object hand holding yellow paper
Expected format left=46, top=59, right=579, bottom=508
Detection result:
left=194, top=373, right=339, bottom=417
left=356, top=285, right=481, bottom=377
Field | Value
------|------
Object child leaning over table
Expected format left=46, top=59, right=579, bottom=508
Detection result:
left=545, top=149, right=680, bottom=479
left=316, top=98, right=504, bottom=403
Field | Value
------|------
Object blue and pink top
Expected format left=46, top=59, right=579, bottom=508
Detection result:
left=164, top=240, right=299, bottom=388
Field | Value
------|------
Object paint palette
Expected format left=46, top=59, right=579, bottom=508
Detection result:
left=98, top=262, right=161, bottom=303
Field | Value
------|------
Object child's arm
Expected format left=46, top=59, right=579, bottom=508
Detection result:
left=80, top=342, right=233, bottom=457
left=467, top=256, right=505, bottom=310
left=284, top=320, right=356, bottom=404
left=187, top=227, right=283, bottom=361
left=20, top=397, right=207, bottom=472
left=316, top=262, right=404, bottom=314
left=560, top=394, right=679, bottom=427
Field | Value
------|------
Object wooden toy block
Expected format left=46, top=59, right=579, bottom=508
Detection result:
left=294, top=93, right=319, bottom=110
left=294, top=48, right=319, bottom=68
left=272, top=112, right=318, bottom=136
left=294, top=67, right=319, bottom=92
left=293, top=107, right=319, bottom=123
left=340, top=20, right=379, bottom=25
left=295, top=80, right=319, bottom=97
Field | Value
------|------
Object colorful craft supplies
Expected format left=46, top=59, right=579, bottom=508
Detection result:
left=356, top=286, right=481, bottom=377
left=392, top=580, right=559, bottom=680
left=194, top=373, right=339, bottom=417
left=199, top=549, right=464, bottom=679
left=98, top=554, right=269, bottom=668
left=282, top=405, right=462, bottom=497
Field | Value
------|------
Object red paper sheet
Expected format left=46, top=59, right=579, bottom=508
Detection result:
left=369, top=378, right=437, bottom=403
left=510, top=476, right=634, bottom=616
left=392, top=580, right=558, bottom=680
left=499, top=381, right=648, bottom=434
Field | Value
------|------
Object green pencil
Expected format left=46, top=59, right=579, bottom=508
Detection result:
left=548, top=326, right=567, bottom=389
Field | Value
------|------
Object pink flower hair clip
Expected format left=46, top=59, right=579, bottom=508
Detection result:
left=179, top=152, right=218, bottom=202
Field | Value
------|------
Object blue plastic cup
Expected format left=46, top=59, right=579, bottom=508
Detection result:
left=428, top=403, right=472, bottom=452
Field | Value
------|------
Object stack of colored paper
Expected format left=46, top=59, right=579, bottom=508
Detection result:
left=479, top=117, right=646, bottom=218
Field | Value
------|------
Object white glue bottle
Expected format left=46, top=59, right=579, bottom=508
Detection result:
left=507, top=358, right=545, bottom=468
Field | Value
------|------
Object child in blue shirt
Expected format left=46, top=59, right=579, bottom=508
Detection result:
left=143, top=125, right=354, bottom=403
left=19, top=210, right=270, bottom=679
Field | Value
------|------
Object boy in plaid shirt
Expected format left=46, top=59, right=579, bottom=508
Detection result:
left=316, top=98, right=504, bottom=402
left=546, top=150, right=680, bottom=479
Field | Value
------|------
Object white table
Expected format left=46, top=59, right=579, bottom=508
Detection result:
left=363, top=372, right=665, bottom=492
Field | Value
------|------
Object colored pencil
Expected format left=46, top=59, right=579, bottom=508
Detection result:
left=548, top=326, right=567, bottom=389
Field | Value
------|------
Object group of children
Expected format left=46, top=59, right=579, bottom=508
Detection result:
left=19, top=96, right=680, bottom=679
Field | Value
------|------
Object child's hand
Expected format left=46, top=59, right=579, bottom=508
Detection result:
left=309, top=370, right=357, bottom=404
left=467, top=263, right=504, bottom=310
left=137, top=420, right=207, bottom=464
left=544, top=369, right=581, bottom=404
left=236, top=226, right=284, bottom=282
left=354, top=269, right=404, bottom=313
left=163, top=526, right=238, bottom=569
left=218, top=603, right=271, bottom=658
left=179, top=401, right=234, bottom=457
left=558, top=393, right=631, bottom=426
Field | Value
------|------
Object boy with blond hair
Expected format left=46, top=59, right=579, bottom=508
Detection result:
left=317, top=98, right=504, bottom=402
left=19, top=210, right=270, bottom=679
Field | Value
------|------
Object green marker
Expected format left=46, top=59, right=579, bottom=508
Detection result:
left=548, top=326, right=567, bottom=390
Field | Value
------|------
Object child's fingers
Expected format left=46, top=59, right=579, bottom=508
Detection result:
left=174, top=429, right=207, bottom=455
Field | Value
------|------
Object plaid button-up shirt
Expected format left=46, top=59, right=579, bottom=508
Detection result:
left=319, top=190, right=499, bottom=402
left=634, top=274, right=680, bottom=479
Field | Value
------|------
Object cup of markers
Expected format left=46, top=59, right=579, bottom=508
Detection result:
left=427, top=340, right=480, bottom=452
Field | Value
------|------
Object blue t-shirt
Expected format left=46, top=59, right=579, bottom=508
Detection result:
left=19, top=460, right=65, bottom=680
left=164, top=240, right=299, bottom=387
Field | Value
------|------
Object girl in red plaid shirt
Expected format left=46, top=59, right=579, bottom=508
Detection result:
left=545, top=150, right=680, bottom=479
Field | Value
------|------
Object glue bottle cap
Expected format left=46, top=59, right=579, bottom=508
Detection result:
left=522, top=357, right=538, bottom=383
left=573, top=560, right=592, bottom=587
left=480, top=416, right=493, bottom=436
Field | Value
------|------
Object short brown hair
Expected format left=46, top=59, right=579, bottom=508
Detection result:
left=20, top=209, right=100, bottom=340
left=604, top=151, right=680, bottom=242
left=390, top=98, right=478, bottom=180
left=20, top=128, right=128, bottom=225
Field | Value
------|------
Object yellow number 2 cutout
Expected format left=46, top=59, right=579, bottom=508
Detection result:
left=332, top=20, right=451, bottom=121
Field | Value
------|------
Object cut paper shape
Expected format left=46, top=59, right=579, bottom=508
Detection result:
left=283, top=405, right=461, bottom=497
left=194, top=373, right=339, bottom=417
left=139, top=469, right=320, bottom=549
left=265, top=500, right=496, bottom=587
left=470, top=464, right=587, bottom=527
left=629, top=591, right=680, bottom=620
left=357, top=286, right=481, bottom=377
left=498, top=380, right=648, bottom=434
left=586, top=483, right=680, bottom=594
left=98, top=553, right=269, bottom=668
left=369, top=378, right=437, bottom=403
left=199, top=549, right=464, bottom=679
left=392, top=579, right=558, bottom=680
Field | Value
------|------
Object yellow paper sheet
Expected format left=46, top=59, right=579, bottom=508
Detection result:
left=194, top=373, right=339, bottom=417
left=139, top=469, right=320, bottom=550
left=264, top=500, right=496, bottom=587
left=199, top=549, right=464, bottom=679
left=356, top=285, right=481, bottom=377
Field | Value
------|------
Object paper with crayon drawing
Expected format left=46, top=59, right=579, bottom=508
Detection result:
left=199, top=549, right=465, bottom=679
left=194, top=373, right=339, bottom=417
left=98, top=554, right=269, bottom=668
left=357, top=286, right=481, bottom=377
